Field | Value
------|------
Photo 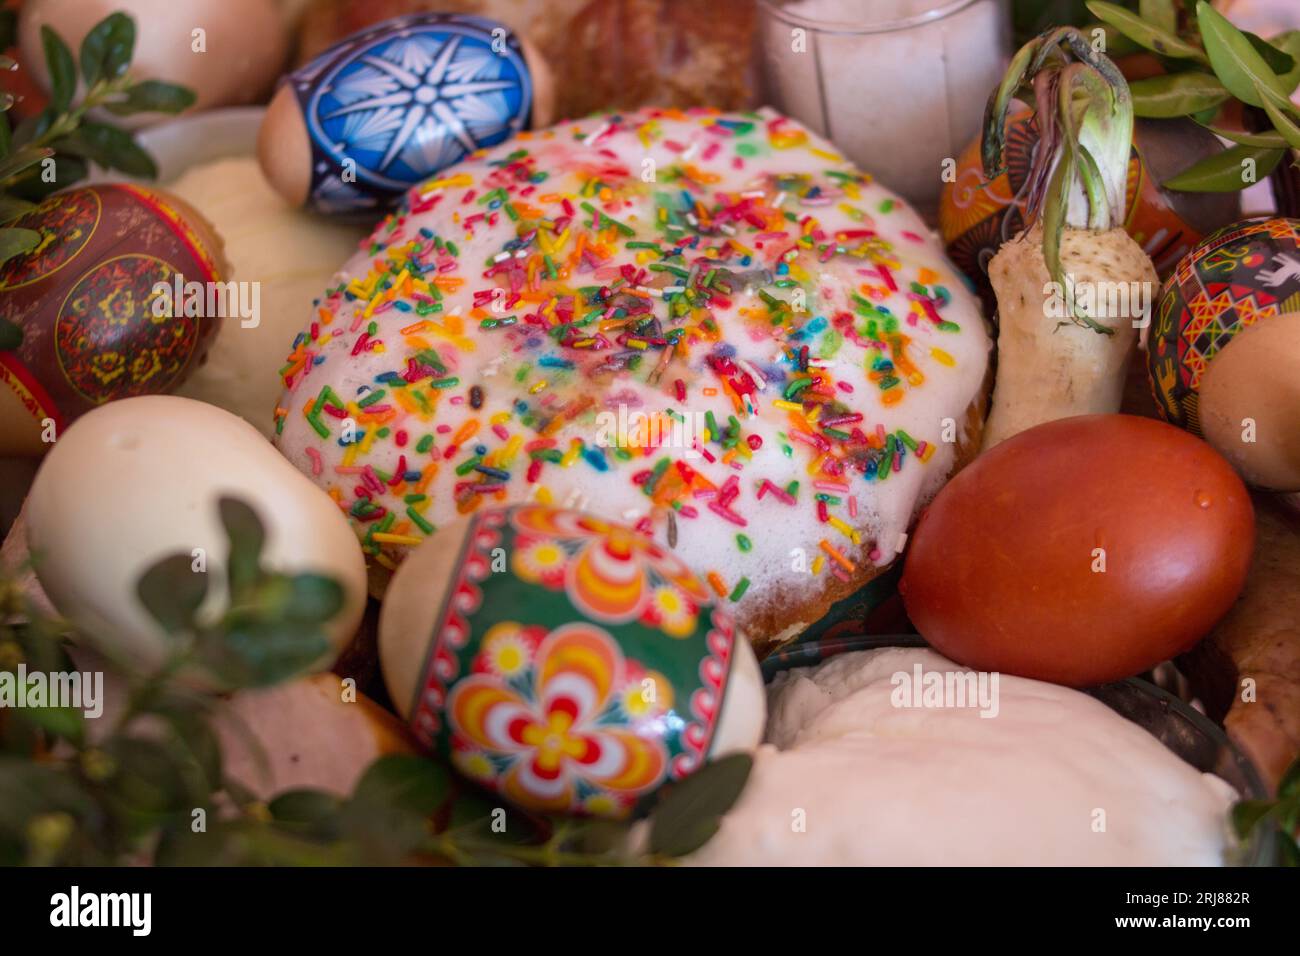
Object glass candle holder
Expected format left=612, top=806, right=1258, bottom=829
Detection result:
left=758, top=0, right=1011, bottom=219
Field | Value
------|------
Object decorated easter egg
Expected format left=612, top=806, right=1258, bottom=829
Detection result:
left=0, top=184, right=227, bottom=456
left=25, top=395, right=369, bottom=672
left=1148, top=217, right=1300, bottom=436
left=1198, top=311, right=1300, bottom=491
left=257, top=12, right=556, bottom=217
left=939, top=113, right=1239, bottom=299
left=379, top=503, right=766, bottom=819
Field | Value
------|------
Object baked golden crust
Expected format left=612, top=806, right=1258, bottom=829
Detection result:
left=295, top=0, right=760, bottom=119
left=745, top=372, right=991, bottom=657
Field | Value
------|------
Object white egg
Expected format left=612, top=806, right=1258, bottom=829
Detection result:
left=25, top=395, right=367, bottom=671
left=18, top=0, right=289, bottom=120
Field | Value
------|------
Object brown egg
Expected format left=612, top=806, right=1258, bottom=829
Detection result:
left=900, top=415, right=1255, bottom=687
left=1199, top=311, right=1300, bottom=492
left=215, top=673, right=416, bottom=800
left=0, top=185, right=227, bottom=456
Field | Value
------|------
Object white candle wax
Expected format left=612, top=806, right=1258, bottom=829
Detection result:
left=761, top=0, right=1009, bottom=216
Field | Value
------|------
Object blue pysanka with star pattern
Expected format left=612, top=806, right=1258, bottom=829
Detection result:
left=289, top=13, right=534, bottom=215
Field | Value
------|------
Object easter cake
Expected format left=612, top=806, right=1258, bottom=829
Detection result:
left=272, top=107, right=992, bottom=651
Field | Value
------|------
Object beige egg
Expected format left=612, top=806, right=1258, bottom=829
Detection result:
left=215, top=672, right=415, bottom=799
left=24, top=395, right=368, bottom=670
left=18, top=0, right=289, bottom=118
left=1199, top=311, right=1300, bottom=492
left=256, top=29, right=554, bottom=210
left=378, top=509, right=766, bottom=762
left=258, top=85, right=313, bottom=209
left=167, top=155, right=366, bottom=437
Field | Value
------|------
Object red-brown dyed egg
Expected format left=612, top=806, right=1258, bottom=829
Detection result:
left=900, top=415, right=1255, bottom=687
left=0, top=184, right=226, bottom=455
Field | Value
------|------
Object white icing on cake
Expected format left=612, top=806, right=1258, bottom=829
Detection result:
left=273, top=107, right=990, bottom=642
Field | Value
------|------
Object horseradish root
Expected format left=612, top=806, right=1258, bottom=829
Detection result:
left=984, top=224, right=1157, bottom=447
left=979, top=27, right=1157, bottom=449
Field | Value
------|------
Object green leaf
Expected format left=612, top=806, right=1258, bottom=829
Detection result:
left=1139, top=0, right=1176, bottom=35
left=18, top=706, right=84, bottom=744
left=1085, top=23, right=1142, bottom=60
left=1086, top=1, right=1209, bottom=63
left=102, top=737, right=196, bottom=821
left=0, top=197, right=34, bottom=223
left=0, top=145, right=52, bottom=182
left=162, top=710, right=222, bottom=789
left=152, top=821, right=238, bottom=866
left=79, top=12, right=135, bottom=87
left=351, top=755, right=450, bottom=818
left=104, top=80, right=196, bottom=116
left=269, top=788, right=344, bottom=840
left=1230, top=798, right=1275, bottom=839
left=1279, top=754, right=1300, bottom=799
left=0, top=317, right=21, bottom=350
left=649, top=752, right=752, bottom=857
left=1244, top=31, right=1297, bottom=84
left=1162, top=141, right=1285, bottom=191
left=1189, top=105, right=1220, bottom=125
left=340, top=755, right=450, bottom=864
left=1196, top=121, right=1289, bottom=148
left=440, top=786, right=534, bottom=843
left=1197, top=1, right=1291, bottom=108
left=34, top=154, right=87, bottom=193
left=39, top=25, right=76, bottom=112
left=270, top=788, right=343, bottom=822
left=1271, top=30, right=1300, bottom=94
left=0, top=227, right=39, bottom=261
left=56, top=121, right=156, bottom=178
left=1257, top=79, right=1300, bottom=149
left=0, top=758, right=95, bottom=837
left=565, top=818, right=632, bottom=856
left=11, top=108, right=54, bottom=149
left=1130, top=71, right=1231, bottom=117
left=0, top=10, right=16, bottom=52
left=1280, top=833, right=1300, bottom=866
left=981, top=34, right=1041, bottom=178
left=1041, top=144, right=1109, bottom=333
left=264, top=573, right=345, bottom=624
left=197, top=616, right=329, bottom=687
left=218, top=496, right=264, bottom=602
left=136, top=552, right=208, bottom=633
